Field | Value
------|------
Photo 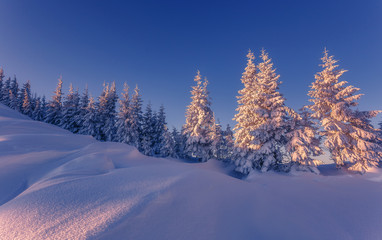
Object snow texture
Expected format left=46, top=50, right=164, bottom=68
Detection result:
left=1, top=103, right=382, bottom=240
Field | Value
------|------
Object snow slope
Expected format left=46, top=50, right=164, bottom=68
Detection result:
left=0, top=103, right=382, bottom=240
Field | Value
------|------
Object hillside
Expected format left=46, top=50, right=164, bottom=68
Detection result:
left=0, top=103, right=381, bottom=240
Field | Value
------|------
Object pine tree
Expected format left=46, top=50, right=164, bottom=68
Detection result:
left=233, top=50, right=259, bottom=173
left=45, top=77, right=64, bottom=126
left=0, top=67, right=4, bottom=102
left=61, top=84, right=81, bottom=133
left=153, top=105, right=167, bottom=155
left=79, top=96, right=99, bottom=137
left=159, top=125, right=176, bottom=157
left=129, top=85, right=143, bottom=148
left=18, top=81, right=31, bottom=111
left=223, top=124, right=234, bottom=160
left=210, top=119, right=225, bottom=160
left=285, top=109, right=323, bottom=174
left=1, top=77, right=11, bottom=106
left=21, top=87, right=33, bottom=117
left=32, top=96, right=46, bottom=121
left=172, top=127, right=183, bottom=158
left=9, top=76, right=19, bottom=109
left=234, top=50, right=290, bottom=173
left=308, top=49, right=382, bottom=173
left=96, top=82, right=118, bottom=141
left=141, top=103, right=156, bottom=155
left=115, top=83, right=132, bottom=144
left=183, top=71, right=215, bottom=162
left=76, top=85, right=90, bottom=133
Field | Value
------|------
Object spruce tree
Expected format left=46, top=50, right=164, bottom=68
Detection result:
left=159, top=125, right=176, bottom=157
left=129, top=85, right=143, bottom=148
left=183, top=71, right=215, bottom=162
left=141, top=103, right=156, bottom=155
left=32, top=96, right=46, bottom=121
left=0, top=67, right=4, bottom=102
left=223, top=124, right=234, bottom=160
left=1, top=77, right=11, bottom=106
left=153, top=105, right=167, bottom=155
left=233, top=50, right=258, bottom=173
left=79, top=96, right=99, bottom=137
left=9, top=76, right=19, bottom=109
left=76, top=85, right=90, bottom=133
left=308, top=49, right=382, bottom=173
left=115, top=83, right=133, bottom=144
left=285, top=109, right=323, bottom=174
left=45, top=77, right=64, bottom=125
left=61, top=84, right=81, bottom=133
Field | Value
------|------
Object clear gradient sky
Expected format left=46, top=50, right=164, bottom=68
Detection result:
left=0, top=0, right=381, bottom=128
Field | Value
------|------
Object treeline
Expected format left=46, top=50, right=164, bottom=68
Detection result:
left=0, top=48, right=381, bottom=175
left=0, top=70, right=234, bottom=160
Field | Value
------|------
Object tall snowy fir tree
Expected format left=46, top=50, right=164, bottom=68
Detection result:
left=18, top=81, right=31, bottom=112
left=233, top=51, right=258, bottom=173
left=285, top=109, right=323, bottom=174
left=153, top=105, right=167, bottom=155
left=159, top=125, right=176, bottom=158
left=79, top=96, right=99, bottom=137
left=234, top=50, right=289, bottom=173
left=75, top=86, right=90, bottom=133
left=32, top=96, right=46, bottom=121
left=45, top=77, right=63, bottom=126
left=9, top=77, right=19, bottom=109
left=97, top=82, right=118, bottom=141
left=129, top=85, right=143, bottom=148
left=308, top=49, right=382, bottom=173
left=1, top=77, right=11, bottom=106
left=0, top=68, right=4, bottom=101
left=60, top=84, right=81, bottom=133
left=115, top=83, right=132, bottom=143
left=21, top=82, right=33, bottom=117
left=183, top=71, right=215, bottom=162
left=141, top=103, right=156, bottom=155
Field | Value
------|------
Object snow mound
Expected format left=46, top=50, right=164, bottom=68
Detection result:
left=0, top=103, right=382, bottom=240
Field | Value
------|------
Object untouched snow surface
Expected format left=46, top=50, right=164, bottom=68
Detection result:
left=0, top=103, right=382, bottom=240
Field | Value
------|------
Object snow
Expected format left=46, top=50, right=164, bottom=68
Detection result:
left=1, top=103, right=382, bottom=240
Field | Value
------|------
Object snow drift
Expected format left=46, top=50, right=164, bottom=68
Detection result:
left=0, top=103, right=382, bottom=240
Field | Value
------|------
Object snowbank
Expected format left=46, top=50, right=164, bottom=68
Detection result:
left=0, top=104, right=381, bottom=240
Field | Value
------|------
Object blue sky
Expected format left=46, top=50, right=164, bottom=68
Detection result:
left=0, top=0, right=381, bottom=128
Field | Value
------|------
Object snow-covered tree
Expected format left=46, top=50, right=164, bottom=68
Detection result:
left=210, top=120, right=225, bottom=160
left=234, top=50, right=289, bottom=173
left=79, top=96, right=99, bottom=137
left=172, top=127, right=184, bottom=158
left=45, top=77, right=63, bottom=126
left=75, top=85, right=90, bottom=133
left=159, top=125, right=176, bottom=157
left=233, top=50, right=258, bottom=173
left=285, top=109, right=323, bottom=174
left=183, top=71, right=215, bottom=162
left=9, top=76, right=19, bottom=109
left=115, top=82, right=132, bottom=143
left=129, top=85, right=143, bottom=148
left=1, top=77, right=11, bottom=106
left=153, top=105, right=167, bottom=155
left=308, top=49, right=382, bottom=173
left=141, top=103, right=156, bottom=155
left=21, top=83, right=33, bottom=117
left=60, top=84, right=81, bottom=133
left=223, top=124, right=234, bottom=160
left=0, top=67, right=4, bottom=102
left=32, top=96, right=46, bottom=121
left=96, top=82, right=118, bottom=141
